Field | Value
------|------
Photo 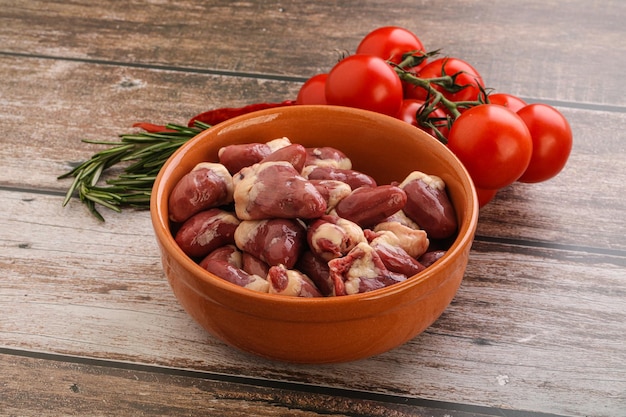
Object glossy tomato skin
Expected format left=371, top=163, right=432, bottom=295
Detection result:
left=356, top=26, right=426, bottom=66
left=396, top=99, right=450, bottom=139
left=516, top=103, right=573, bottom=183
left=325, top=54, right=403, bottom=116
left=488, top=93, right=527, bottom=112
left=447, top=104, right=533, bottom=190
left=475, top=187, right=498, bottom=208
left=296, top=74, right=328, bottom=105
left=407, top=57, right=485, bottom=103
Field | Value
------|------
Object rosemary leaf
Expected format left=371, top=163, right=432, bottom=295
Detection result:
left=58, top=122, right=210, bottom=221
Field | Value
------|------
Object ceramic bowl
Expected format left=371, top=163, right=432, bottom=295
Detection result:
left=151, top=105, right=478, bottom=363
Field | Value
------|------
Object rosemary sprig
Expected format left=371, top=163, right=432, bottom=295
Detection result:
left=58, top=121, right=211, bottom=221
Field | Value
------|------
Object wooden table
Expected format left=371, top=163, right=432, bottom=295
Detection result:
left=1, top=1, right=624, bottom=416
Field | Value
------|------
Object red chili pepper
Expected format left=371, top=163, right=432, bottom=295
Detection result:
left=132, top=122, right=178, bottom=133
left=187, top=100, right=297, bottom=127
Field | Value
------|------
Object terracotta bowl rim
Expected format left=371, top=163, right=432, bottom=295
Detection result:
left=150, top=105, right=478, bottom=307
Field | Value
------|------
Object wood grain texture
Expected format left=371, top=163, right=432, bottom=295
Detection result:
left=0, top=54, right=298, bottom=191
left=1, top=0, right=624, bottom=105
left=0, top=56, right=624, bottom=252
left=4, top=354, right=502, bottom=417
left=1, top=0, right=625, bottom=416
left=2, top=191, right=624, bottom=416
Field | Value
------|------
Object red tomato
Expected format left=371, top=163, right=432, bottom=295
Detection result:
left=488, top=93, right=527, bottom=112
left=516, top=104, right=573, bottom=183
left=475, top=187, right=498, bottom=208
left=325, top=54, right=403, bottom=116
left=396, top=99, right=450, bottom=139
left=296, top=74, right=328, bottom=105
left=408, top=57, right=485, bottom=103
left=356, top=26, right=426, bottom=66
left=447, top=104, right=533, bottom=189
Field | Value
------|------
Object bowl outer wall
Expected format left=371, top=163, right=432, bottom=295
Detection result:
left=150, top=105, right=478, bottom=362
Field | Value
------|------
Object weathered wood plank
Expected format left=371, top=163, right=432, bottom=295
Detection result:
left=1, top=190, right=624, bottom=416
left=3, top=353, right=500, bottom=417
left=0, top=54, right=298, bottom=192
left=1, top=54, right=625, bottom=252
left=1, top=0, right=624, bottom=105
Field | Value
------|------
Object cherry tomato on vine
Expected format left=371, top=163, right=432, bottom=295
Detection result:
left=356, top=26, right=427, bottom=67
left=407, top=57, right=485, bottom=103
left=325, top=54, right=403, bottom=116
left=516, top=103, right=573, bottom=183
left=396, top=99, right=450, bottom=139
left=488, top=93, right=527, bottom=112
left=296, top=73, right=328, bottom=105
left=475, top=187, right=498, bottom=208
left=447, top=104, right=533, bottom=190
left=401, top=66, right=435, bottom=100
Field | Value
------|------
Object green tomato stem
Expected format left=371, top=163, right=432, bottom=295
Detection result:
left=395, top=69, right=462, bottom=119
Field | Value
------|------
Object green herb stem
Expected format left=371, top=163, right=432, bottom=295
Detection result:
left=59, top=122, right=209, bottom=221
